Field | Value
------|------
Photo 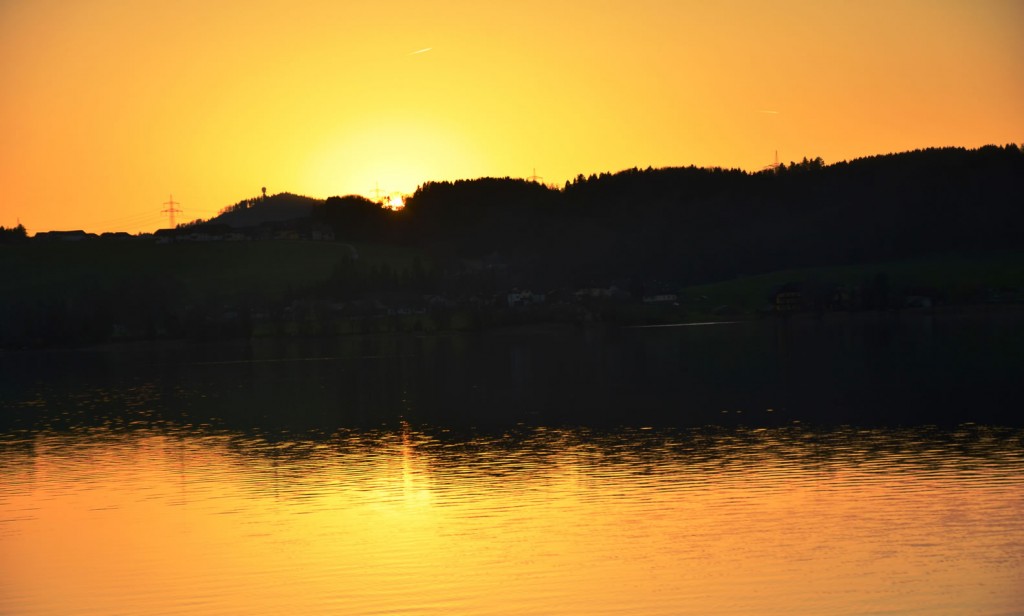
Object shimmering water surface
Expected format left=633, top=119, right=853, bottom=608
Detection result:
left=2, top=424, right=1022, bottom=615
left=2, top=317, right=1023, bottom=614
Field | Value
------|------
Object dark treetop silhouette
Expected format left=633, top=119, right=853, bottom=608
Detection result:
left=1, top=145, right=1022, bottom=347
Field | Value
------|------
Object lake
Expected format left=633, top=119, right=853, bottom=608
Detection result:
left=2, top=313, right=1023, bottom=614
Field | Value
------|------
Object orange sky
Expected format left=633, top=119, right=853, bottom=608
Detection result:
left=2, top=0, right=1021, bottom=233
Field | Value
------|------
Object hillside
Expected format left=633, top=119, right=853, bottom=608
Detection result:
left=395, top=145, right=1024, bottom=287
left=204, top=193, right=323, bottom=228
left=2, top=144, right=1022, bottom=347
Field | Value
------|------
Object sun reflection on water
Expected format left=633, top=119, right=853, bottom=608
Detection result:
left=1, top=424, right=1022, bottom=615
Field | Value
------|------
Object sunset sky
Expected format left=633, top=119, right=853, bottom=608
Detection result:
left=2, top=0, right=1021, bottom=234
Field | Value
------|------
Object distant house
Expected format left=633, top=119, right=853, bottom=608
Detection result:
left=774, top=291, right=801, bottom=312
left=424, top=294, right=456, bottom=309
left=507, top=290, right=545, bottom=308
left=153, top=228, right=180, bottom=244
left=575, top=286, right=622, bottom=300
left=310, top=223, right=335, bottom=242
left=184, top=232, right=219, bottom=242
left=100, top=232, right=134, bottom=241
left=643, top=293, right=679, bottom=304
left=273, top=229, right=300, bottom=241
left=34, top=230, right=93, bottom=242
left=772, top=282, right=804, bottom=313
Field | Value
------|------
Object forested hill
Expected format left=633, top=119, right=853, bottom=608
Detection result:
left=171, top=144, right=1024, bottom=289
left=391, top=144, right=1023, bottom=286
left=2, top=145, right=1022, bottom=348
left=204, top=193, right=322, bottom=227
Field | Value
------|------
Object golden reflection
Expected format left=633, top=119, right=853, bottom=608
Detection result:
left=1, top=426, right=1022, bottom=615
left=398, top=420, right=433, bottom=509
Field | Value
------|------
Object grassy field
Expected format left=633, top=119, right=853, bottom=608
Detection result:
left=675, top=251, right=1024, bottom=317
left=1, top=239, right=426, bottom=303
left=5, top=240, right=1021, bottom=308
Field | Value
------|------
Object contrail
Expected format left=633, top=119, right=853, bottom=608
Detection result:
left=410, top=47, right=433, bottom=55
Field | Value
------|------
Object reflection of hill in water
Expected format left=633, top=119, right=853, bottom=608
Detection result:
left=2, top=312, right=1022, bottom=434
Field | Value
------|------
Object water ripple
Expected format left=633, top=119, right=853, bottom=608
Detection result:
left=2, top=423, right=1022, bottom=615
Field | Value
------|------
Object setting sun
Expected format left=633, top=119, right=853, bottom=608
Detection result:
left=386, top=194, right=406, bottom=210
left=2, top=5, right=1024, bottom=614
left=1, top=0, right=1021, bottom=233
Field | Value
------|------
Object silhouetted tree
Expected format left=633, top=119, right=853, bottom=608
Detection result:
left=0, top=224, right=27, bottom=243
left=314, top=195, right=391, bottom=241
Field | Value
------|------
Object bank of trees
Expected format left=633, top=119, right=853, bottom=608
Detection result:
left=3, top=144, right=1022, bottom=348
left=387, top=144, right=1024, bottom=287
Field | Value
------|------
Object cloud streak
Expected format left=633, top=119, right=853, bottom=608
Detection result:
left=409, top=47, right=433, bottom=55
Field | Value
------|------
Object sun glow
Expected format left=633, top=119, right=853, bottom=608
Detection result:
left=301, top=120, right=479, bottom=208
left=2, top=0, right=1022, bottom=233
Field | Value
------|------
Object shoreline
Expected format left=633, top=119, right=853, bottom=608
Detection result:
left=2, top=301, right=1021, bottom=354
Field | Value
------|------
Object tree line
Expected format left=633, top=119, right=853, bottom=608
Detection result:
left=0, top=224, right=28, bottom=243
left=2, top=144, right=1021, bottom=348
left=319, top=144, right=1022, bottom=290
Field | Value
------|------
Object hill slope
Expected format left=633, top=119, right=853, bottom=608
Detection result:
left=205, top=193, right=323, bottom=228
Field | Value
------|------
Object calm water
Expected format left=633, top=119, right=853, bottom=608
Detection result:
left=2, top=315, right=1023, bottom=614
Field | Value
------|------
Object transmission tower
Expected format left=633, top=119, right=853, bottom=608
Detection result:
left=369, top=182, right=387, bottom=204
left=761, top=150, right=780, bottom=172
left=162, top=194, right=183, bottom=228
left=527, top=167, right=543, bottom=183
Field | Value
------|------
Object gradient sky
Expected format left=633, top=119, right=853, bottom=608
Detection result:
left=2, top=0, right=1021, bottom=233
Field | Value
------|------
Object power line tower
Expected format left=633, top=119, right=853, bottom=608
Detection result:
left=369, top=182, right=387, bottom=204
left=162, top=194, right=183, bottom=228
left=527, top=167, right=543, bottom=183
left=762, top=150, right=780, bottom=173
